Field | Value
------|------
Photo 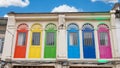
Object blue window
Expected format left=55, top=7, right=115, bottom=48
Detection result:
left=82, top=23, right=96, bottom=58
left=67, top=23, right=80, bottom=58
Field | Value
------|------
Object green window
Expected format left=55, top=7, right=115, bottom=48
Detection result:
left=46, top=32, right=55, bottom=45
left=44, top=23, right=57, bottom=58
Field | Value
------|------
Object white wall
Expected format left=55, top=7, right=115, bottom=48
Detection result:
left=2, top=15, right=16, bottom=60
left=115, top=18, right=120, bottom=56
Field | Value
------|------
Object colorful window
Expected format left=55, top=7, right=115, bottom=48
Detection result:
left=67, top=23, right=80, bottom=58
left=46, top=32, right=55, bottom=45
left=44, top=23, right=57, bottom=58
left=97, top=24, right=112, bottom=58
left=83, top=32, right=92, bottom=46
left=32, top=32, right=40, bottom=45
left=99, top=32, right=108, bottom=46
left=14, top=23, right=28, bottom=58
left=82, top=23, right=96, bottom=58
left=69, top=32, right=78, bottom=45
left=28, top=23, right=42, bottom=58
left=18, top=32, right=26, bottom=46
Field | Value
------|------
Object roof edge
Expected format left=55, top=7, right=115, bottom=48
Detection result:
left=8, top=11, right=110, bottom=15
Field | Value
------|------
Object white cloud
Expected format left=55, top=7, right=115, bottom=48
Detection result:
left=91, top=0, right=118, bottom=4
left=51, top=4, right=81, bottom=12
left=0, top=0, right=30, bottom=7
left=91, top=0, right=96, bottom=2
left=4, top=14, right=8, bottom=17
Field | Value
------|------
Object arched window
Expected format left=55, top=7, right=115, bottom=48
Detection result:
left=82, top=23, right=94, bottom=46
left=29, top=23, right=42, bottom=58
left=97, top=24, right=112, bottom=58
left=68, top=23, right=79, bottom=30
left=44, top=23, right=57, bottom=58
left=68, top=23, right=79, bottom=46
left=67, top=23, right=80, bottom=58
left=31, top=24, right=42, bottom=46
left=82, top=23, right=96, bottom=58
left=14, top=23, right=28, bottom=58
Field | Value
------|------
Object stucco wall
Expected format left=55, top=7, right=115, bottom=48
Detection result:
left=115, top=18, right=120, bottom=57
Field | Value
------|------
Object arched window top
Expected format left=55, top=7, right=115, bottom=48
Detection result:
left=98, top=24, right=109, bottom=30
left=31, top=23, right=42, bottom=29
left=67, top=23, right=79, bottom=30
left=82, top=23, right=94, bottom=30
left=17, top=23, right=28, bottom=30
left=45, top=23, right=57, bottom=30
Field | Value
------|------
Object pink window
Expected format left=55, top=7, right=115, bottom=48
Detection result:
left=97, top=24, right=112, bottom=59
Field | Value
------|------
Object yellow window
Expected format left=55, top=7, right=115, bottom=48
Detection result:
left=28, top=23, right=42, bottom=58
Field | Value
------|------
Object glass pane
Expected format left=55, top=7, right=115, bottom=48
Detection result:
left=46, top=24, right=56, bottom=30
left=32, top=32, right=40, bottom=45
left=100, top=32, right=108, bottom=46
left=0, top=39, right=2, bottom=53
left=68, top=24, right=78, bottom=30
left=0, top=30, right=5, bottom=34
left=69, top=32, right=78, bottom=45
left=46, top=32, right=55, bottom=45
left=82, top=24, right=93, bottom=30
left=18, top=32, right=26, bottom=46
left=0, top=38, right=4, bottom=53
left=84, top=32, right=92, bottom=46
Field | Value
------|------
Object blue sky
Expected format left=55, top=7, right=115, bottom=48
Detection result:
left=0, top=0, right=119, bottom=17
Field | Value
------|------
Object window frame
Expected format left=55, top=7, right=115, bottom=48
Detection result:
left=98, top=26, right=110, bottom=46
left=82, top=23, right=96, bottom=58
left=44, top=23, right=57, bottom=58
left=82, top=23, right=94, bottom=46
left=67, top=23, right=79, bottom=46
left=32, top=32, right=41, bottom=45
left=31, top=30, right=42, bottom=46
left=28, top=23, right=42, bottom=58
left=14, top=23, right=28, bottom=58
left=16, top=29, right=28, bottom=46
left=83, top=31, right=93, bottom=46
left=45, top=31, right=55, bottom=46
left=17, top=32, right=26, bottom=46
left=97, top=24, right=112, bottom=58
left=99, top=32, right=108, bottom=46
left=68, top=31, right=79, bottom=46
left=45, top=30, right=56, bottom=46
left=30, top=24, right=42, bottom=47
left=45, top=23, right=57, bottom=46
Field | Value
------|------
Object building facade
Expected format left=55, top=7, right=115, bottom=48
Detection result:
left=1, top=11, right=120, bottom=68
left=112, top=3, right=120, bottom=68
left=0, top=17, right=7, bottom=68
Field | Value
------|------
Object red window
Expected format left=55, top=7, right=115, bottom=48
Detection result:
left=14, top=23, right=28, bottom=58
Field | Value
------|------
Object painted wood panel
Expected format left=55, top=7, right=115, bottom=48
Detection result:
left=67, top=23, right=80, bottom=58
left=98, top=24, right=112, bottom=58
left=14, top=23, right=28, bottom=58
left=82, top=24, right=96, bottom=58
left=82, top=31, right=96, bottom=58
left=44, top=23, right=56, bottom=58
left=28, top=24, right=42, bottom=58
